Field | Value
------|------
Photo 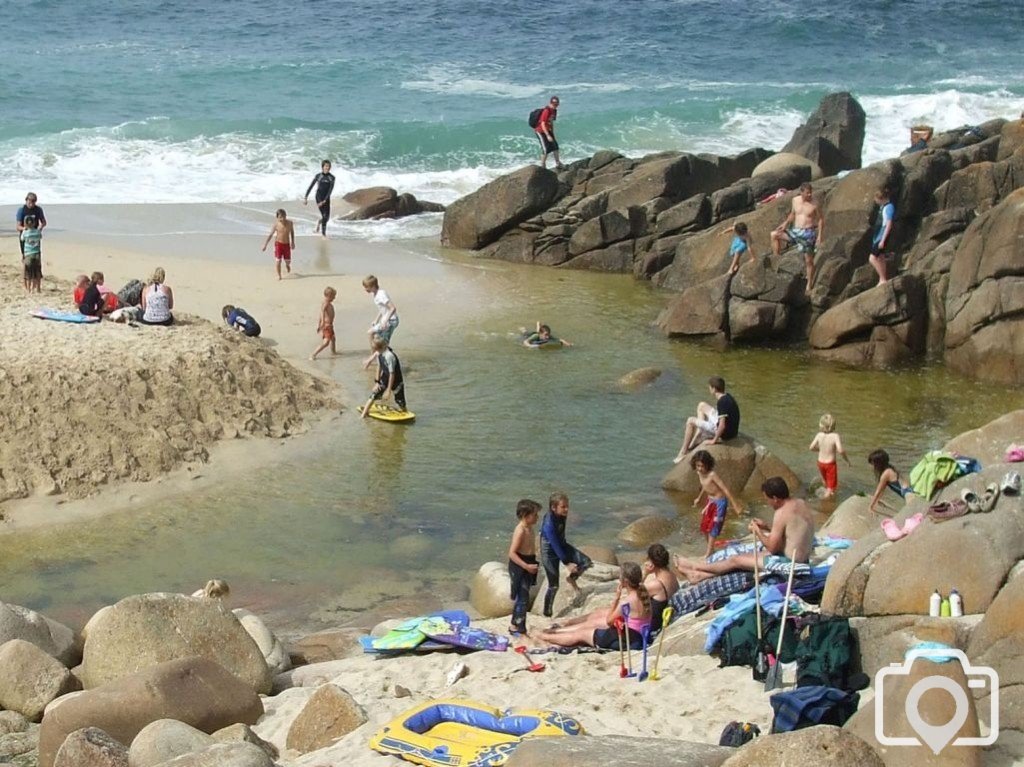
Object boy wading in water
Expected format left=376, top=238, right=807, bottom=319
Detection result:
left=311, top=287, right=337, bottom=360
left=304, top=160, right=336, bottom=237
left=539, top=493, right=592, bottom=616
left=361, top=336, right=407, bottom=416
left=262, top=209, right=296, bottom=280
left=690, top=450, right=743, bottom=559
left=809, top=413, right=849, bottom=498
left=508, top=499, right=541, bottom=636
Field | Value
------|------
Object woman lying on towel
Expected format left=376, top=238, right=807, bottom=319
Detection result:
left=539, top=562, right=651, bottom=650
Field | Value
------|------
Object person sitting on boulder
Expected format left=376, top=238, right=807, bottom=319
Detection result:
left=673, top=376, right=740, bottom=463
left=673, top=477, right=814, bottom=584
left=523, top=321, right=572, bottom=348
left=868, top=449, right=915, bottom=513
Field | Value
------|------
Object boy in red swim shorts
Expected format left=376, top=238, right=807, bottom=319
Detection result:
left=261, top=208, right=296, bottom=281
left=690, top=450, right=743, bottom=559
left=809, top=413, right=850, bottom=498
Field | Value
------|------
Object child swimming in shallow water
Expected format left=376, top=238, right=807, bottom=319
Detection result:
left=522, top=321, right=572, bottom=348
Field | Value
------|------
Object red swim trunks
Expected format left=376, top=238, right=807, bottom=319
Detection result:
left=699, top=497, right=728, bottom=538
left=274, top=242, right=292, bottom=262
left=322, top=324, right=335, bottom=341
left=818, top=461, right=838, bottom=491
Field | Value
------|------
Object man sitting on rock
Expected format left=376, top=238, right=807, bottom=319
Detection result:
left=673, top=376, right=740, bottom=464
left=770, top=182, right=825, bottom=294
left=674, top=477, right=815, bottom=580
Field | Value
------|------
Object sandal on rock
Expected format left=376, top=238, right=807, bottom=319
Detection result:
left=881, top=518, right=906, bottom=542
left=901, top=512, right=925, bottom=535
left=961, top=488, right=983, bottom=514
left=1002, top=471, right=1021, bottom=496
left=928, top=499, right=968, bottom=521
left=1005, top=444, right=1024, bottom=462
left=979, top=483, right=1000, bottom=512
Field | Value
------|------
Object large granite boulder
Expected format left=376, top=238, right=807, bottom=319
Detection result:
left=0, top=602, right=79, bottom=666
left=152, top=742, right=274, bottom=767
left=781, top=92, right=867, bottom=177
left=819, top=495, right=876, bottom=541
left=822, top=464, right=1024, bottom=618
left=80, top=594, right=271, bottom=694
left=943, top=409, right=1024, bottom=467
left=287, top=627, right=361, bottom=666
left=128, top=719, right=213, bottom=767
left=617, top=515, right=680, bottom=548
left=752, top=151, right=823, bottom=182
left=845, top=656, right=983, bottom=766
left=997, top=118, right=1024, bottom=161
left=285, top=683, right=366, bottom=754
left=0, top=639, right=78, bottom=721
left=809, top=275, right=927, bottom=366
left=231, top=608, right=289, bottom=677
left=933, top=148, right=1024, bottom=213
left=341, top=186, right=444, bottom=221
left=944, top=187, right=1024, bottom=384
left=470, top=561, right=525, bottom=618
left=441, top=166, right=562, bottom=249
left=727, top=252, right=807, bottom=342
left=38, top=657, right=263, bottom=767
left=848, top=614, right=978, bottom=680
left=616, top=367, right=662, bottom=391
left=54, top=727, right=129, bottom=767
left=656, top=273, right=731, bottom=340
left=661, top=434, right=799, bottom=499
left=507, top=735, right=735, bottom=766
left=721, top=726, right=882, bottom=767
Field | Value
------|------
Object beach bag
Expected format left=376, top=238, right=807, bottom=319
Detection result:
left=718, top=721, right=761, bottom=747
left=769, top=686, right=860, bottom=733
left=795, top=615, right=865, bottom=691
left=718, top=611, right=797, bottom=668
left=117, top=279, right=144, bottom=307
left=527, top=108, right=544, bottom=129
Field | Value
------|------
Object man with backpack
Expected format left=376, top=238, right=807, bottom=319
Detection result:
left=530, top=96, right=564, bottom=170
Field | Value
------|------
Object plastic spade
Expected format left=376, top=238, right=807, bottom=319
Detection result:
left=638, top=626, right=650, bottom=682
left=513, top=645, right=545, bottom=672
left=622, top=604, right=636, bottom=678
left=651, top=606, right=673, bottom=681
left=614, top=618, right=627, bottom=677
left=764, top=549, right=797, bottom=692
left=752, top=542, right=770, bottom=683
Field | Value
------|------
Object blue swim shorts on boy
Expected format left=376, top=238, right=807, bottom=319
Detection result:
left=700, top=497, right=728, bottom=538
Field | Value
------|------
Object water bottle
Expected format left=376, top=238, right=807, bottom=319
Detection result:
left=929, top=590, right=942, bottom=617
left=950, top=589, right=963, bottom=618
left=940, top=596, right=951, bottom=617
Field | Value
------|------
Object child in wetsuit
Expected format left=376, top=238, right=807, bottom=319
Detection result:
left=508, top=499, right=541, bottom=636
left=539, top=492, right=592, bottom=616
left=809, top=413, right=850, bottom=498
left=361, top=335, right=407, bottom=416
left=690, top=450, right=743, bottom=559
left=523, top=321, right=572, bottom=348
left=304, top=160, right=335, bottom=237
left=222, top=305, right=262, bottom=337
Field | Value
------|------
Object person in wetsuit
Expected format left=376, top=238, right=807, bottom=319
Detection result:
left=304, top=159, right=336, bottom=237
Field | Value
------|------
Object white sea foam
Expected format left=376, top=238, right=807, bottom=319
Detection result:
left=401, top=67, right=634, bottom=98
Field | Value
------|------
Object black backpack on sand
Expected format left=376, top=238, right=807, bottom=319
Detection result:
left=527, top=108, right=544, bottom=129
left=719, top=721, right=761, bottom=747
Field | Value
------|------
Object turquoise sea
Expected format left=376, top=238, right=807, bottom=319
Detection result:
left=2, top=1, right=1024, bottom=630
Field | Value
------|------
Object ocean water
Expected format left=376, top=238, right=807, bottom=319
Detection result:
left=2, top=0, right=1022, bottom=232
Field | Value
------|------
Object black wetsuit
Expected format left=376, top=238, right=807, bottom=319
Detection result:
left=305, top=171, right=336, bottom=233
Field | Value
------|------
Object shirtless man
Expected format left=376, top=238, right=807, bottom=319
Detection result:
left=673, top=477, right=815, bottom=584
left=770, top=183, right=825, bottom=293
left=261, top=208, right=296, bottom=280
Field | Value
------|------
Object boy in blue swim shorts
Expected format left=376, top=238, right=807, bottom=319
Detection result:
left=690, top=450, right=743, bottom=559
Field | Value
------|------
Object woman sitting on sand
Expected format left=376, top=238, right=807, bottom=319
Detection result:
left=140, top=267, right=174, bottom=326
left=644, top=544, right=680, bottom=632
left=539, top=562, right=651, bottom=650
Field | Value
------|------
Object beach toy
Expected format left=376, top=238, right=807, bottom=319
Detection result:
left=369, top=699, right=583, bottom=767
left=614, top=618, right=627, bottom=678
left=359, top=402, right=416, bottom=423
left=420, top=618, right=509, bottom=653
left=764, top=550, right=798, bottom=692
left=651, top=606, right=673, bottom=681
left=622, top=604, right=636, bottom=678
left=513, top=645, right=544, bottom=673
left=638, top=626, right=650, bottom=682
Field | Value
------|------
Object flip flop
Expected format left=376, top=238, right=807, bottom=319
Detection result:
left=881, top=518, right=906, bottom=542
left=961, top=489, right=983, bottom=514
left=928, top=499, right=968, bottom=522
left=1001, top=471, right=1021, bottom=496
left=1005, top=445, right=1024, bottom=462
left=901, top=512, right=925, bottom=535
left=979, top=483, right=1000, bottom=512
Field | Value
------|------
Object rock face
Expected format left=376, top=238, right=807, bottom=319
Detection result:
left=966, top=571, right=1024, bottom=736
left=0, top=602, right=79, bottom=666
left=822, top=444, right=1024, bottom=620
left=819, top=495, right=877, bottom=541
left=469, top=561, right=524, bottom=619
left=231, top=608, right=290, bottom=677
left=0, top=639, right=77, bottom=721
left=80, top=594, right=271, bottom=694
left=943, top=409, right=1024, bottom=469
left=720, top=726, right=882, bottom=767
left=781, top=92, right=867, bottom=176
left=661, top=434, right=800, bottom=499
left=287, top=628, right=361, bottom=666
left=506, top=735, right=735, bottom=767
left=845, top=657, right=983, bottom=766
left=341, top=186, right=444, bottom=221
left=38, top=657, right=263, bottom=767
left=285, top=684, right=367, bottom=754
left=441, top=166, right=562, bottom=250
left=617, top=516, right=679, bottom=548
left=752, top=151, right=823, bottom=182
left=944, top=187, right=1024, bottom=384
left=54, top=727, right=129, bottom=767
left=128, top=719, right=213, bottom=767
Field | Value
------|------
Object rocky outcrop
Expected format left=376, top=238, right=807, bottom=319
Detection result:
left=967, top=570, right=1024, bottom=738
left=54, top=727, right=128, bottom=767
left=0, top=602, right=79, bottom=667
left=943, top=409, right=1024, bottom=466
left=469, top=561, right=533, bottom=619
left=341, top=186, right=444, bottom=220
left=661, top=434, right=801, bottom=498
left=128, top=719, right=213, bottom=767
left=0, top=639, right=77, bottom=721
left=286, top=683, right=366, bottom=754
left=752, top=151, right=823, bottom=182
left=80, top=594, right=271, bottom=694
left=617, top=516, right=679, bottom=548
left=721, top=726, right=882, bottom=767
left=780, top=92, right=867, bottom=176
left=38, top=657, right=263, bottom=767
left=944, top=187, right=1024, bottom=384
